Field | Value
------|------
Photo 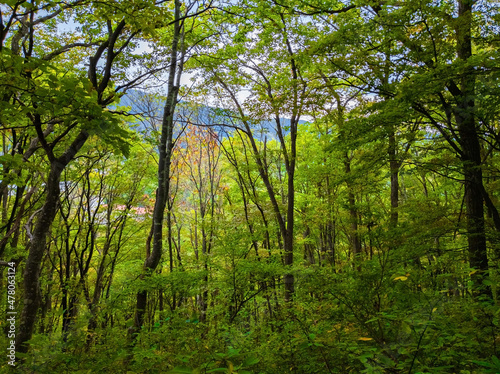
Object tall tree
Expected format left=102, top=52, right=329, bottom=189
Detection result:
left=132, top=0, right=185, bottom=333
left=0, top=0, right=171, bottom=353
left=194, top=1, right=310, bottom=300
left=311, top=0, right=500, bottom=296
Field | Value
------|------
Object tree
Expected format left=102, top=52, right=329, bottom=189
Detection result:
left=2, top=0, right=500, bottom=372
left=0, top=0, right=172, bottom=354
left=132, top=0, right=186, bottom=334
left=193, top=0, right=312, bottom=300
left=310, top=0, right=500, bottom=296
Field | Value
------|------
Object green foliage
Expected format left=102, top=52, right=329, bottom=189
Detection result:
left=169, top=347, right=261, bottom=374
left=2, top=1, right=500, bottom=374
left=473, top=355, right=500, bottom=373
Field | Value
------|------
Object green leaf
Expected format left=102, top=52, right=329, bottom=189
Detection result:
left=242, top=356, right=260, bottom=367
left=168, top=367, right=193, bottom=373
left=206, top=369, right=229, bottom=373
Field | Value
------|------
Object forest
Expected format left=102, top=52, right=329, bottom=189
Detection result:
left=0, top=0, right=499, bottom=372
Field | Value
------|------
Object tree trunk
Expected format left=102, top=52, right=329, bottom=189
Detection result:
left=455, top=0, right=490, bottom=298
left=344, top=154, right=361, bottom=268
left=17, top=129, right=89, bottom=353
left=132, top=0, right=183, bottom=333
left=17, top=161, right=65, bottom=353
left=388, top=129, right=399, bottom=228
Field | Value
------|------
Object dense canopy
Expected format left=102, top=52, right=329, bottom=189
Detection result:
left=1, top=0, right=500, bottom=372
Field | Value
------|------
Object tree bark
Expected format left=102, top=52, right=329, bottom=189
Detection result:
left=454, top=0, right=490, bottom=297
left=344, top=153, right=362, bottom=270
left=388, top=129, right=400, bottom=228
left=132, top=0, right=183, bottom=333
left=17, top=130, right=88, bottom=353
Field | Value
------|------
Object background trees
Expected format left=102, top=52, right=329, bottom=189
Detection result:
left=1, top=0, right=499, bottom=372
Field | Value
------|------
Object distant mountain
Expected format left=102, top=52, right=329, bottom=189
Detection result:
left=117, top=89, right=308, bottom=139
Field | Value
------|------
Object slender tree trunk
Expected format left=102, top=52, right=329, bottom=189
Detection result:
left=388, top=129, right=400, bottom=228
left=1, top=133, right=7, bottom=224
left=334, top=89, right=361, bottom=266
left=132, top=0, right=183, bottom=333
left=344, top=154, right=361, bottom=268
left=303, top=227, right=315, bottom=264
left=87, top=204, right=129, bottom=345
left=284, top=146, right=295, bottom=301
